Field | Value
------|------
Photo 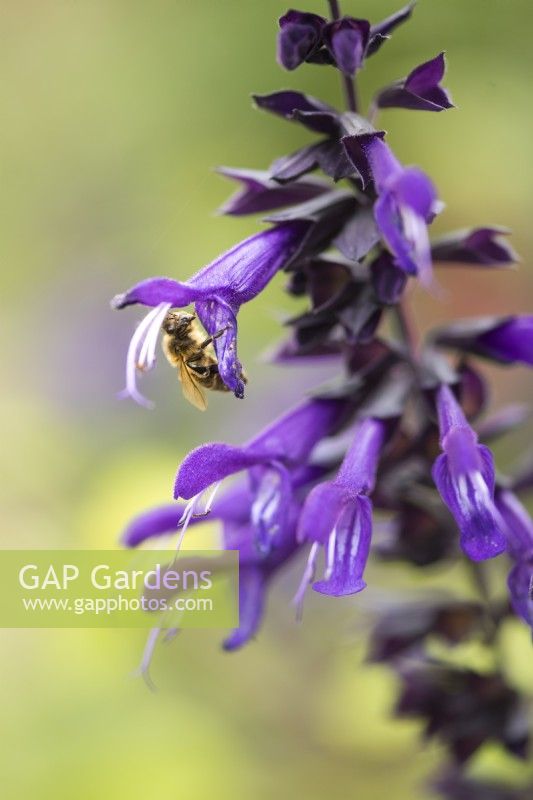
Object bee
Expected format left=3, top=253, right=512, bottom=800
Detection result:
left=161, top=310, right=244, bottom=411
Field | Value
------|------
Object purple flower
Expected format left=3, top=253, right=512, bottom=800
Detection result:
left=433, top=316, right=533, bottom=367
left=323, top=18, right=370, bottom=77
left=296, top=417, right=385, bottom=597
left=121, top=481, right=301, bottom=650
left=277, top=10, right=326, bottom=71
left=375, top=52, right=454, bottom=112
left=432, top=226, right=518, bottom=267
left=174, top=398, right=345, bottom=553
left=216, top=167, right=329, bottom=216
left=111, top=221, right=312, bottom=403
left=342, top=134, right=440, bottom=284
left=494, top=488, right=533, bottom=628
left=431, top=384, right=507, bottom=561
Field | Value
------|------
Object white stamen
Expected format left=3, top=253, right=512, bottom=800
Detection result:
left=324, top=527, right=338, bottom=581
left=137, top=302, right=171, bottom=371
left=204, top=481, right=222, bottom=515
left=292, top=542, right=319, bottom=621
left=136, top=626, right=161, bottom=691
left=120, top=302, right=171, bottom=408
left=172, top=483, right=221, bottom=560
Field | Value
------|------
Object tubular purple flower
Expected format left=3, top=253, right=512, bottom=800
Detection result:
left=174, top=398, right=345, bottom=552
left=433, top=316, right=533, bottom=367
left=296, top=417, right=385, bottom=597
left=111, top=221, right=312, bottom=401
left=342, top=134, right=440, bottom=285
left=431, top=384, right=507, bottom=560
left=375, top=52, right=454, bottom=112
left=120, top=481, right=302, bottom=650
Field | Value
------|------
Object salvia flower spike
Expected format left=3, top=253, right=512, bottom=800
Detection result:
left=112, top=4, right=533, bottom=789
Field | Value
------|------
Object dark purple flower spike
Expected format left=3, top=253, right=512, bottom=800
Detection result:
left=375, top=52, right=454, bottom=112
left=113, top=4, right=533, bottom=774
left=431, top=384, right=507, bottom=560
left=112, top=221, right=312, bottom=402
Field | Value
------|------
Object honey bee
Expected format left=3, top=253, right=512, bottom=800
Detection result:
left=161, top=310, right=244, bottom=411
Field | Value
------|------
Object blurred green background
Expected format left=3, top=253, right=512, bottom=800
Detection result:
left=1, top=1, right=533, bottom=798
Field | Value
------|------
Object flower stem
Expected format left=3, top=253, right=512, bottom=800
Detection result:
left=327, top=0, right=359, bottom=112
left=392, top=298, right=419, bottom=363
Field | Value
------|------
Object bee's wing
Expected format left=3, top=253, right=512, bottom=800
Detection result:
left=176, top=357, right=208, bottom=412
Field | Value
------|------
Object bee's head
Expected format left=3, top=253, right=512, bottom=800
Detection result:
left=162, top=311, right=196, bottom=335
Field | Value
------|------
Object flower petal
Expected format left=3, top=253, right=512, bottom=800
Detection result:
left=248, top=398, right=345, bottom=463
left=297, top=481, right=347, bottom=545
left=277, top=11, right=326, bottom=71
left=433, top=316, right=533, bottom=366
left=253, top=90, right=337, bottom=134
left=250, top=463, right=293, bottom=553
left=431, top=227, right=518, bottom=266
left=336, top=417, right=385, bottom=494
left=405, top=52, right=446, bottom=94
left=432, top=452, right=506, bottom=560
left=174, top=443, right=269, bottom=500
left=195, top=299, right=245, bottom=396
left=495, top=488, right=533, bottom=560
left=374, top=192, right=418, bottom=275
left=223, top=567, right=266, bottom=651
left=392, top=167, right=437, bottom=220
left=323, top=18, right=370, bottom=77
left=216, top=167, right=329, bottom=216
left=376, top=52, right=454, bottom=112
left=189, top=221, right=313, bottom=305
left=111, top=278, right=200, bottom=310
left=334, top=207, right=380, bottom=262
left=121, top=504, right=186, bottom=547
left=313, top=495, right=372, bottom=596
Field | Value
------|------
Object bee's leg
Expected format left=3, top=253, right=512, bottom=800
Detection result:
left=198, top=326, right=230, bottom=350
